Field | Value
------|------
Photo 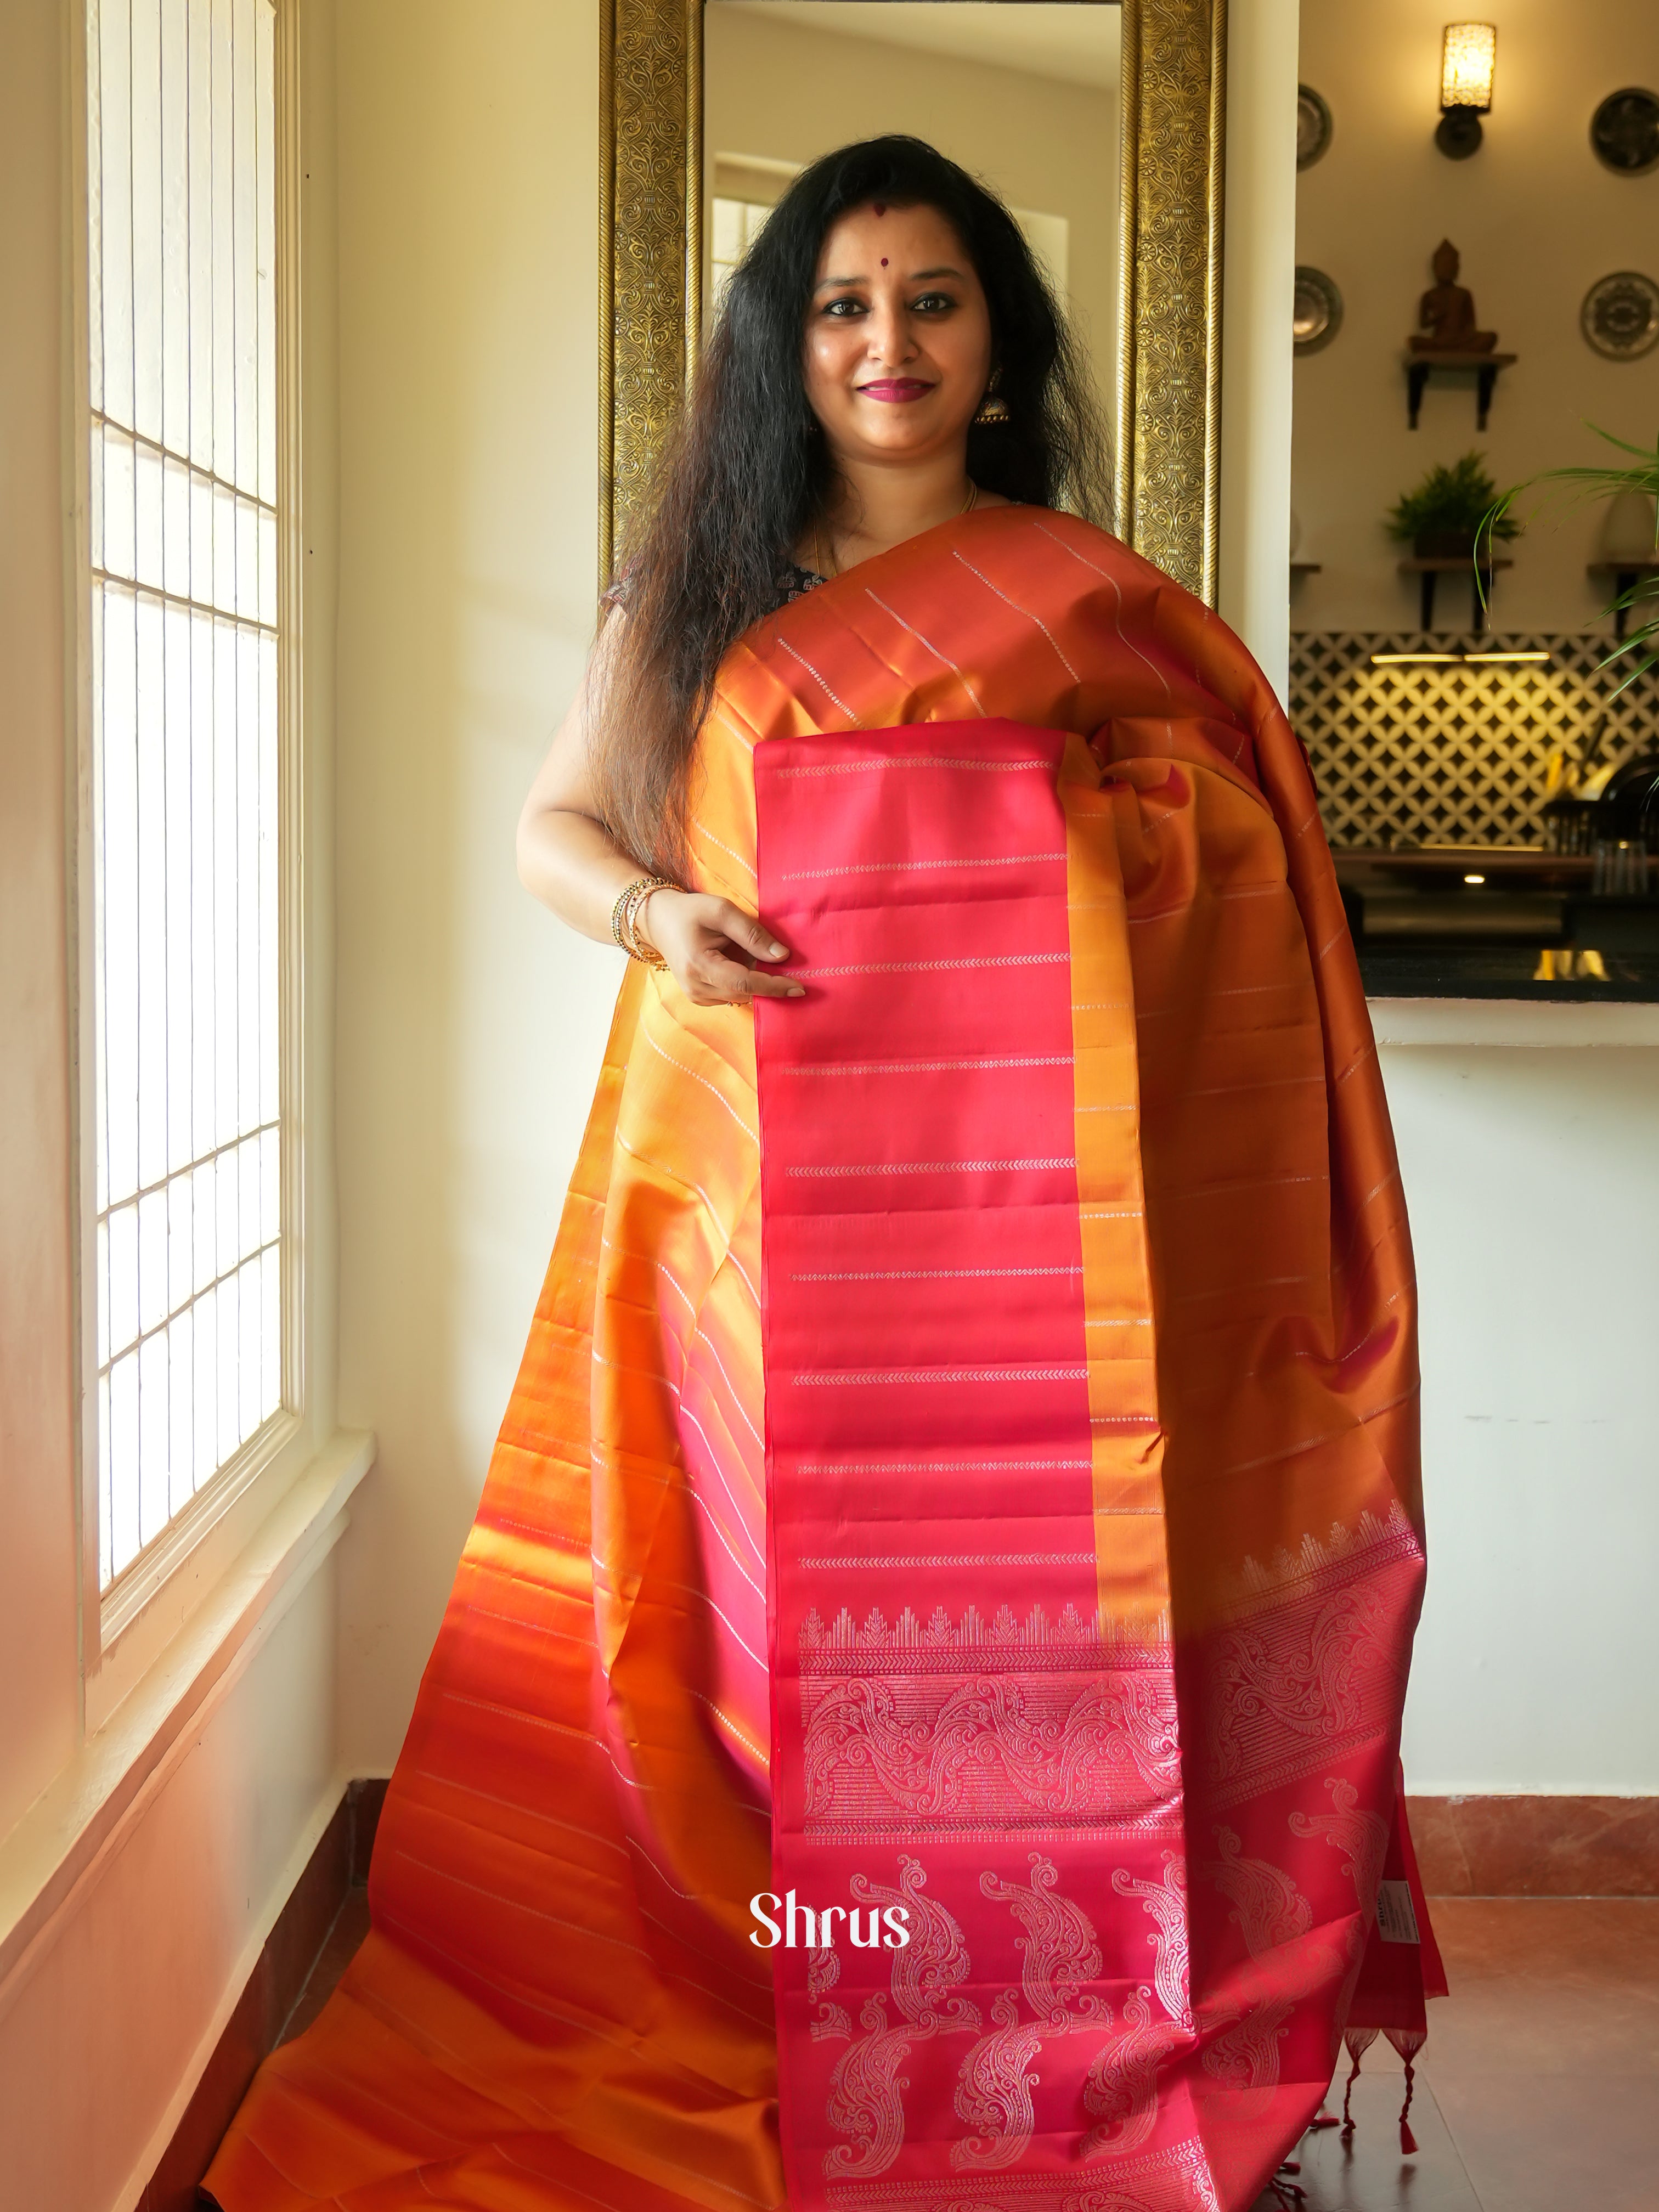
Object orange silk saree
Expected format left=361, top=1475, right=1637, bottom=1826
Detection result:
left=205, top=507, right=1436, bottom=2212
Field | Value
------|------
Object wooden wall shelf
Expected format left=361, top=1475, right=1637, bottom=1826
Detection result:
left=1588, top=558, right=1659, bottom=641
left=1404, top=349, right=1517, bottom=430
left=1397, top=555, right=1513, bottom=632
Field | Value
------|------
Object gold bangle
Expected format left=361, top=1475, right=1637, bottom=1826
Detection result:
left=630, top=878, right=676, bottom=966
left=611, top=875, right=676, bottom=968
left=624, top=880, right=670, bottom=966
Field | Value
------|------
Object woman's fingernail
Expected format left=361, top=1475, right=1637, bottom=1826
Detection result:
left=769, top=941, right=788, bottom=959
left=787, top=985, right=805, bottom=998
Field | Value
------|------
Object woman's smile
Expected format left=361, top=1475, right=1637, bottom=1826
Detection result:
left=856, top=376, right=936, bottom=402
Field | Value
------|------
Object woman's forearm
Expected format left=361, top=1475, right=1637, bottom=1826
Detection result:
left=517, top=789, right=797, bottom=1004
left=515, top=639, right=794, bottom=1003
left=515, top=801, right=665, bottom=947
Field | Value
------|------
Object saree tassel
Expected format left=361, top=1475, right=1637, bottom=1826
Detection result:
left=1340, top=2027, right=1378, bottom=2137
left=1396, top=2056, right=1419, bottom=2154
left=1385, top=2027, right=1427, bottom=2155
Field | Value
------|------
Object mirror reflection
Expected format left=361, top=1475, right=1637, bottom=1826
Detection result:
left=704, top=2, right=1122, bottom=430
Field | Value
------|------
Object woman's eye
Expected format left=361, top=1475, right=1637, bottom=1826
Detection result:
left=912, top=292, right=957, bottom=314
left=822, top=296, right=866, bottom=317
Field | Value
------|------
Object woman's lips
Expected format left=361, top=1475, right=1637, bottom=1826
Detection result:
left=856, top=378, right=935, bottom=402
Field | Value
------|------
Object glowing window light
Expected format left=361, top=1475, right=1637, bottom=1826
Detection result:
left=85, top=0, right=287, bottom=1592
left=1463, top=872, right=1487, bottom=884
left=1441, top=23, right=1497, bottom=112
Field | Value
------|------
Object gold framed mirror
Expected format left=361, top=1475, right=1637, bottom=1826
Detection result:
left=599, top=0, right=1225, bottom=599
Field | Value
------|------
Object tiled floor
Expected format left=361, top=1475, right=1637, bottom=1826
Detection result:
left=281, top=1897, right=1659, bottom=2210
left=1256, top=1900, right=1659, bottom=2212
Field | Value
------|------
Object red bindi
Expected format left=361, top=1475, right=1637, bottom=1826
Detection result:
left=872, top=202, right=887, bottom=216
left=880, top=256, right=888, bottom=267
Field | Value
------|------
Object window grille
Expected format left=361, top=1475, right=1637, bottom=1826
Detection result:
left=85, top=0, right=287, bottom=1592
left=710, top=195, right=772, bottom=312
left=707, top=156, right=799, bottom=313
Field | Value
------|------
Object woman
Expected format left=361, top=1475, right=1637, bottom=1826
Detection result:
left=208, top=137, right=1438, bottom=2212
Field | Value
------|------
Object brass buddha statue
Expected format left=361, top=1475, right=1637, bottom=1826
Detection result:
left=1409, top=240, right=1497, bottom=354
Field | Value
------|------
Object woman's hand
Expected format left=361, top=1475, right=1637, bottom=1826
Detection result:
left=641, top=890, right=804, bottom=1006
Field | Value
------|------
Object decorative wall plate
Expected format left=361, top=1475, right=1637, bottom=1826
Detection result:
left=1581, top=270, right=1659, bottom=360
left=1293, top=266, right=1343, bottom=354
left=1297, top=84, right=1333, bottom=170
left=1590, top=87, right=1659, bottom=175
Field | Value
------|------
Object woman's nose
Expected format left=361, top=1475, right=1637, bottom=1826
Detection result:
left=865, top=303, right=916, bottom=366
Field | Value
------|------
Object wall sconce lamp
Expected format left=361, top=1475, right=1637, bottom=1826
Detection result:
left=1438, top=23, right=1496, bottom=159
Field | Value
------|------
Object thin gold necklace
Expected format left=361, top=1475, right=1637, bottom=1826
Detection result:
left=816, top=479, right=979, bottom=580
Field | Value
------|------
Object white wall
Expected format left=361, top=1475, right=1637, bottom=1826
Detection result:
left=329, top=0, right=624, bottom=1771
left=1219, top=0, right=1300, bottom=698
left=0, top=1561, right=342, bottom=2212
left=1391, top=1043, right=1659, bottom=1793
left=1294, top=0, right=1659, bottom=632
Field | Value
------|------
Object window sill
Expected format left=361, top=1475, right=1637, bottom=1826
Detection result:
left=0, top=1427, right=374, bottom=2014
left=1369, top=997, right=1659, bottom=1047
left=90, top=1410, right=329, bottom=1732
left=100, top=1407, right=304, bottom=1649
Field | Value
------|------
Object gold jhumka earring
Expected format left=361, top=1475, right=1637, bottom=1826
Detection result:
left=973, top=371, right=1010, bottom=426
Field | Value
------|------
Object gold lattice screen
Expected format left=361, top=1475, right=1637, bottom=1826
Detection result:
left=1290, top=633, right=1659, bottom=850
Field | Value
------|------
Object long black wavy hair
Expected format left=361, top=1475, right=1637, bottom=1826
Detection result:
left=591, top=134, right=1112, bottom=873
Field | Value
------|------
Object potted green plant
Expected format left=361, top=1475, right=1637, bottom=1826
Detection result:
left=1481, top=426, right=1659, bottom=693
left=1387, top=449, right=1522, bottom=560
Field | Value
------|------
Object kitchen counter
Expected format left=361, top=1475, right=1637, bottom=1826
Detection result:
left=1334, top=847, right=1659, bottom=1006
left=1358, top=942, right=1659, bottom=1002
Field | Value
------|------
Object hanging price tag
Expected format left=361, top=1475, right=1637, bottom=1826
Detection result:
left=1375, top=1878, right=1421, bottom=1945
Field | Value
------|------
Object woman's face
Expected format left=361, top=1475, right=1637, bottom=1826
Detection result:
left=802, top=201, right=993, bottom=471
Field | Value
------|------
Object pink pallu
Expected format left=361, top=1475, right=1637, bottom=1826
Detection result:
left=755, top=715, right=1432, bottom=2212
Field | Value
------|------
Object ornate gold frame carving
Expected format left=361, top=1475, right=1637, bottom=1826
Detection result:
left=1116, top=0, right=1226, bottom=600
left=599, top=0, right=702, bottom=582
left=600, top=0, right=1225, bottom=601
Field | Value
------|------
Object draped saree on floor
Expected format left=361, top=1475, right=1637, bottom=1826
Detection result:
left=205, top=506, right=1440, bottom=2212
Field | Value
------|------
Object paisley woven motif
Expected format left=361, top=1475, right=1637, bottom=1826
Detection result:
left=800, top=1658, right=1182, bottom=1838
left=951, top=1993, right=1046, bottom=2171
left=1289, top=1776, right=1392, bottom=1920
left=1081, top=1987, right=1183, bottom=2157
left=981, top=1857, right=1113, bottom=2034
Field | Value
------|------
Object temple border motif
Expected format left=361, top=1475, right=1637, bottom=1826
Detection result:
left=599, top=0, right=1227, bottom=601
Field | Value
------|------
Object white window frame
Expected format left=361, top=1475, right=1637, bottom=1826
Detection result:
left=69, top=0, right=312, bottom=1709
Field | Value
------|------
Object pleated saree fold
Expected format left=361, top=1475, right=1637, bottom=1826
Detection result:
left=206, top=508, right=1433, bottom=2212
